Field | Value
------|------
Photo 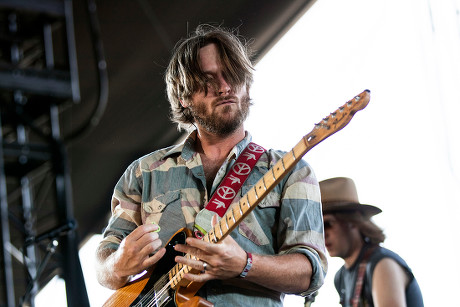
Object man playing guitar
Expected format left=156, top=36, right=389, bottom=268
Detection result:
left=95, top=24, right=327, bottom=307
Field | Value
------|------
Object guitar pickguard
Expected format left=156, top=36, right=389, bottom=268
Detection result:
left=129, top=230, right=188, bottom=307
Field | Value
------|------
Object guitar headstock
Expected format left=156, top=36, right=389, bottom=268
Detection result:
left=305, top=89, right=370, bottom=145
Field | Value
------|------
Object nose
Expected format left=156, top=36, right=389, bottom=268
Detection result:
left=217, top=75, right=231, bottom=96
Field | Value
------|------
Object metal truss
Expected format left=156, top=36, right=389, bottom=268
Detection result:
left=0, top=1, right=89, bottom=306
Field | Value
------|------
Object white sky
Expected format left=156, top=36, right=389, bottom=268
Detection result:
left=247, top=0, right=460, bottom=306
left=37, top=0, right=460, bottom=306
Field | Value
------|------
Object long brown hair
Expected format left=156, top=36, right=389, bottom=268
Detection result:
left=165, top=24, right=254, bottom=131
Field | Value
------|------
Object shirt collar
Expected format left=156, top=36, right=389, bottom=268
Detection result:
left=161, top=130, right=253, bottom=162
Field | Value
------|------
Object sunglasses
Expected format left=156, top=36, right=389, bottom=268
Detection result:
left=323, top=220, right=334, bottom=229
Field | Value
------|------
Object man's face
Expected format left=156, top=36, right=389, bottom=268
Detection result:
left=185, top=43, right=250, bottom=136
left=323, top=214, right=355, bottom=259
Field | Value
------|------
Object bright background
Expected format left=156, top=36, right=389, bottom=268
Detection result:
left=37, top=0, right=460, bottom=306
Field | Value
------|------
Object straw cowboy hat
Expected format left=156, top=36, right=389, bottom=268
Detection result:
left=319, top=177, right=381, bottom=218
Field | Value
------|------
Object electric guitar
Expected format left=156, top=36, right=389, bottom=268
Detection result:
left=103, top=89, right=371, bottom=307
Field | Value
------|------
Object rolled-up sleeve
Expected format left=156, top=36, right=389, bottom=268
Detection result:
left=278, top=159, right=327, bottom=296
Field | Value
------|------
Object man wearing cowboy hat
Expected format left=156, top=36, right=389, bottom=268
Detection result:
left=320, top=177, right=424, bottom=307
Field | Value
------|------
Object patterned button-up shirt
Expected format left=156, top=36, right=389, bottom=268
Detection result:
left=98, top=131, right=327, bottom=307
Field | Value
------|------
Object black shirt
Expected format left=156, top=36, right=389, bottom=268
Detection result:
left=334, top=245, right=424, bottom=307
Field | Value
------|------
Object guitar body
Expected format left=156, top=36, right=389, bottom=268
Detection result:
left=103, top=229, right=212, bottom=307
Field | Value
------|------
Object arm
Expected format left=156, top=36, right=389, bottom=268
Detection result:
left=95, top=160, right=168, bottom=289
left=372, top=257, right=409, bottom=307
left=95, top=223, right=166, bottom=289
left=174, top=235, right=313, bottom=293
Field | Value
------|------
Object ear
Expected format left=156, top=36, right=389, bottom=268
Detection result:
left=180, top=99, right=188, bottom=108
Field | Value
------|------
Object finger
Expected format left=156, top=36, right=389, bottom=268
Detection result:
left=179, top=238, right=218, bottom=259
left=183, top=272, right=208, bottom=282
left=175, top=255, right=206, bottom=272
left=173, top=243, right=191, bottom=254
left=138, top=237, right=163, bottom=257
left=144, top=247, right=166, bottom=267
left=185, top=237, right=214, bottom=251
left=129, top=224, right=158, bottom=241
left=137, top=231, right=161, bottom=248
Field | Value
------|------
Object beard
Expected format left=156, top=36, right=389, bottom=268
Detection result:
left=188, top=94, right=251, bottom=136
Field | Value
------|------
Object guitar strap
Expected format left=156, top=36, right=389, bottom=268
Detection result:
left=351, top=245, right=376, bottom=307
left=193, top=142, right=265, bottom=238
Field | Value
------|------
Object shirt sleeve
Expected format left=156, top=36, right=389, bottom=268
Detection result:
left=277, top=159, right=328, bottom=296
left=97, top=160, right=144, bottom=252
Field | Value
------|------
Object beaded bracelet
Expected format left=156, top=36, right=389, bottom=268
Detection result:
left=239, top=251, right=253, bottom=278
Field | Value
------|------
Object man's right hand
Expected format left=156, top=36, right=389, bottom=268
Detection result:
left=96, top=223, right=166, bottom=289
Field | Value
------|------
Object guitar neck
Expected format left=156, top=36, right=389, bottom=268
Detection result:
left=167, top=89, right=371, bottom=289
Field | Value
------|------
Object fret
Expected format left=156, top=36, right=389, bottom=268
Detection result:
left=272, top=161, right=285, bottom=180
left=239, top=195, right=250, bottom=212
left=246, top=188, right=257, bottom=208
left=240, top=199, right=249, bottom=214
left=282, top=151, right=296, bottom=170
left=270, top=167, right=276, bottom=186
left=223, top=214, right=230, bottom=231
left=216, top=222, right=223, bottom=239
left=227, top=210, right=236, bottom=225
left=280, top=157, right=286, bottom=171
left=234, top=203, right=243, bottom=220
left=210, top=231, right=218, bottom=243
left=170, top=271, right=178, bottom=287
left=290, top=148, right=296, bottom=160
left=168, top=269, right=174, bottom=283
left=214, top=220, right=223, bottom=239
left=176, top=271, right=184, bottom=282
left=172, top=264, right=179, bottom=276
left=175, top=270, right=183, bottom=283
left=261, top=174, right=271, bottom=190
left=292, top=141, right=307, bottom=161
left=183, top=265, right=190, bottom=274
left=206, top=230, right=216, bottom=243
left=256, top=181, right=266, bottom=197
left=261, top=173, right=275, bottom=195
left=253, top=182, right=260, bottom=198
left=270, top=168, right=277, bottom=182
left=207, top=230, right=215, bottom=242
left=292, top=138, right=308, bottom=159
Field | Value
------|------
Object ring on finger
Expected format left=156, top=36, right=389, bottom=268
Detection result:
left=202, top=262, right=208, bottom=273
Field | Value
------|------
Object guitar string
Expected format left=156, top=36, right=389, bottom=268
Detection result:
left=134, top=254, right=198, bottom=307
left=141, top=264, right=190, bottom=307
left=136, top=268, right=176, bottom=307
